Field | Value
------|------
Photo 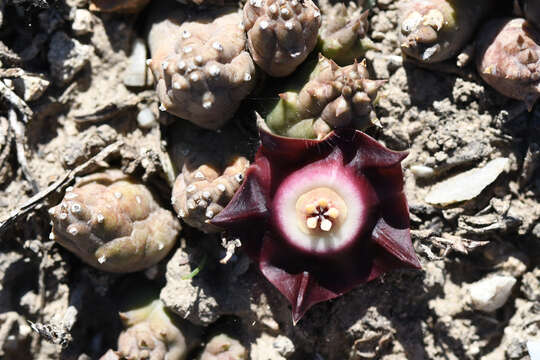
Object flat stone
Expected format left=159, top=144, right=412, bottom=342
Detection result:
left=469, top=274, right=516, bottom=312
left=425, top=157, right=509, bottom=206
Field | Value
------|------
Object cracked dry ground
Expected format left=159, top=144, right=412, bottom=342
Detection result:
left=0, top=0, right=539, bottom=359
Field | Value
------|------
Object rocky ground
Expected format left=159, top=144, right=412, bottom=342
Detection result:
left=0, top=0, right=538, bottom=359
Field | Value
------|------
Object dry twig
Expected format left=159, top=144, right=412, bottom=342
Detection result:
left=8, top=108, right=38, bottom=193
left=0, top=80, right=32, bottom=122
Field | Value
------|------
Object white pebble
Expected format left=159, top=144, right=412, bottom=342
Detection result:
left=72, top=9, right=93, bottom=35
left=137, top=107, right=157, bottom=129
left=124, top=38, right=149, bottom=88
left=469, top=275, right=516, bottom=312
left=410, top=164, right=435, bottom=179
left=527, top=340, right=540, bottom=360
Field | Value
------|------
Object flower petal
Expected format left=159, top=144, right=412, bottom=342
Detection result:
left=210, top=154, right=272, bottom=256
left=259, top=118, right=407, bottom=171
left=259, top=234, right=339, bottom=324
left=211, top=154, right=272, bottom=227
left=345, top=130, right=408, bottom=169
left=258, top=115, right=325, bottom=165
left=370, top=211, right=421, bottom=273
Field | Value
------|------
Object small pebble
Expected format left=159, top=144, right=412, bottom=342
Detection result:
left=72, top=9, right=94, bottom=35
left=137, top=107, right=157, bottom=129
left=124, top=38, right=149, bottom=88
left=469, top=274, right=516, bottom=312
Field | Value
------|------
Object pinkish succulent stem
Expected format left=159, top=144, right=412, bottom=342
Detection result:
left=147, top=2, right=256, bottom=129
left=476, top=18, right=540, bottom=111
left=399, top=0, right=491, bottom=63
left=199, top=334, right=247, bottom=360
left=100, top=299, right=199, bottom=360
left=265, top=55, right=384, bottom=139
left=172, top=157, right=250, bottom=233
left=49, top=170, right=180, bottom=273
left=243, top=0, right=322, bottom=77
left=318, top=0, right=374, bottom=65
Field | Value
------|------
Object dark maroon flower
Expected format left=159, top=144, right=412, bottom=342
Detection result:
left=211, top=124, right=421, bottom=323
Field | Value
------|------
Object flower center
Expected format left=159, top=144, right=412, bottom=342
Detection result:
left=272, top=158, right=370, bottom=255
left=295, top=187, right=347, bottom=234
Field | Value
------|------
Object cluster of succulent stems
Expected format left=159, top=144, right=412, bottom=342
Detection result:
left=47, top=0, right=421, bottom=328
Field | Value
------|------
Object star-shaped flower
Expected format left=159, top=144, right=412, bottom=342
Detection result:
left=211, top=124, right=421, bottom=323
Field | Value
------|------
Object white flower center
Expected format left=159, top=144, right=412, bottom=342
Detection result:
left=272, top=160, right=369, bottom=255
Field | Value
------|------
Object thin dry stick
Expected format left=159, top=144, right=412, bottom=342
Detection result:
left=0, top=116, right=12, bottom=172
left=8, top=108, right=38, bottom=193
left=0, top=79, right=33, bottom=122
